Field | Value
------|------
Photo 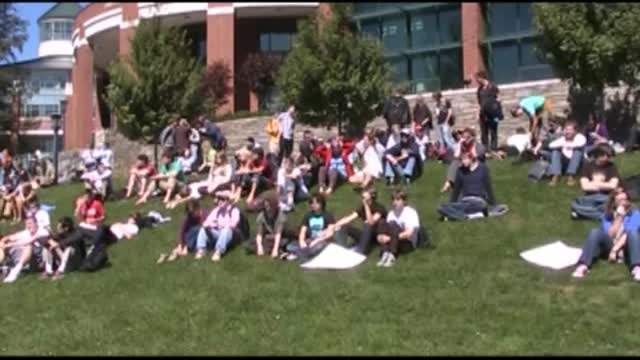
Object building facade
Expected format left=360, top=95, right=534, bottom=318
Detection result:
left=0, top=3, right=81, bottom=154
left=66, top=2, right=555, bottom=150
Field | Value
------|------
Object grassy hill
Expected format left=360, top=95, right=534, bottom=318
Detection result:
left=1, top=153, right=640, bottom=355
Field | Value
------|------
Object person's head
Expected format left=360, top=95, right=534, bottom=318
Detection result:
left=474, top=70, right=489, bottom=85
left=251, top=147, right=265, bottom=161
left=127, top=213, right=139, bottom=224
left=391, top=189, right=408, bottom=210
left=24, top=216, right=37, bottom=233
left=563, top=120, right=577, bottom=139
left=510, top=105, right=523, bottom=118
left=136, top=154, right=150, bottom=168
left=461, top=151, right=477, bottom=168
left=215, top=152, right=227, bottom=166
left=91, top=191, right=104, bottom=204
left=303, top=130, right=313, bottom=142
left=444, top=99, right=452, bottom=109
left=161, top=151, right=175, bottom=165
left=179, top=118, right=189, bottom=128
left=185, top=199, right=201, bottom=218
left=97, top=161, right=106, bottom=172
left=246, top=137, right=256, bottom=148
left=288, top=105, right=295, bottom=114
left=308, top=193, right=326, bottom=213
left=214, top=192, right=230, bottom=207
left=263, top=195, right=280, bottom=216
left=416, top=94, right=425, bottom=105
left=57, top=216, right=75, bottom=234
left=281, top=156, right=294, bottom=172
left=202, top=139, right=212, bottom=152
left=26, top=197, right=39, bottom=213
left=360, top=185, right=377, bottom=204
left=461, top=127, right=476, bottom=143
left=400, top=128, right=412, bottom=143
left=606, top=187, right=632, bottom=218
left=365, top=128, right=377, bottom=145
left=592, top=143, right=614, bottom=166
left=433, top=92, right=443, bottom=103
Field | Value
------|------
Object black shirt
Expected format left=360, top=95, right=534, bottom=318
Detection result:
left=477, top=83, right=499, bottom=108
left=581, top=161, right=620, bottom=195
left=302, top=211, right=335, bottom=240
left=450, top=162, right=496, bottom=205
left=413, top=103, right=432, bottom=127
left=356, top=201, right=387, bottom=222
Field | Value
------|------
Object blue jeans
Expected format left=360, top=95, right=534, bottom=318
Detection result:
left=571, top=194, right=609, bottom=220
left=437, top=124, right=455, bottom=151
left=578, top=228, right=640, bottom=270
left=196, top=227, right=234, bottom=254
left=548, top=148, right=583, bottom=176
left=185, top=226, right=201, bottom=251
left=385, top=157, right=416, bottom=180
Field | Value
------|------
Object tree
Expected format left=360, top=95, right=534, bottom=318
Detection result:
left=532, top=3, right=640, bottom=125
left=238, top=52, right=285, bottom=111
left=275, top=3, right=390, bottom=135
left=200, top=60, right=232, bottom=119
left=0, top=3, right=28, bottom=153
left=105, top=18, right=204, bottom=156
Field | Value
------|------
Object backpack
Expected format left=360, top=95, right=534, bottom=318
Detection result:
left=386, top=96, right=408, bottom=125
left=528, top=159, right=549, bottom=182
left=416, top=226, right=434, bottom=249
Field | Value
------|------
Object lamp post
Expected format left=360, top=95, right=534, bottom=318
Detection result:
left=51, top=99, right=66, bottom=185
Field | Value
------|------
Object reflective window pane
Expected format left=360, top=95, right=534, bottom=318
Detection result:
left=410, top=10, right=438, bottom=48
left=439, top=48, right=462, bottom=90
left=389, top=57, right=408, bottom=82
left=361, top=19, right=380, bottom=40
left=519, top=3, right=533, bottom=32
left=520, top=37, right=544, bottom=66
left=260, top=33, right=270, bottom=52
left=271, top=33, right=290, bottom=52
left=487, top=3, right=518, bottom=36
left=439, top=6, right=461, bottom=44
left=490, top=41, right=519, bottom=84
left=381, top=15, right=407, bottom=51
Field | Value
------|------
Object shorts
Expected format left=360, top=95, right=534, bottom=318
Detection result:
left=542, top=99, right=553, bottom=113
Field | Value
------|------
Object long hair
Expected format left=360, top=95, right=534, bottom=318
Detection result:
left=604, top=187, right=630, bottom=221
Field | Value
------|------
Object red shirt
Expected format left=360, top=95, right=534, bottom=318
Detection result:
left=80, top=200, right=105, bottom=225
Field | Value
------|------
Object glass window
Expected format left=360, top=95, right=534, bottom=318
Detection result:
left=270, top=33, right=290, bottom=52
left=410, top=53, right=438, bottom=82
left=381, top=15, right=407, bottom=52
left=44, top=105, right=59, bottom=115
left=519, top=3, right=533, bottom=32
left=259, top=33, right=270, bottom=52
left=490, top=41, right=519, bottom=84
left=439, top=48, right=462, bottom=90
left=439, top=6, right=461, bottom=44
left=388, top=57, right=408, bottom=82
left=487, top=3, right=518, bottom=36
left=520, top=37, right=544, bottom=66
left=410, top=10, right=438, bottom=48
left=360, top=19, right=380, bottom=40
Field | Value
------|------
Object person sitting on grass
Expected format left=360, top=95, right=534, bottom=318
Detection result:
left=230, top=147, right=272, bottom=206
left=276, top=156, right=309, bottom=212
left=136, top=151, right=184, bottom=205
left=125, top=154, right=155, bottom=199
left=40, top=216, right=85, bottom=281
left=572, top=187, right=640, bottom=281
left=316, top=136, right=355, bottom=196
left=349, top=129, right=385, bottom=189
left=194, top=192, right=241, bottom=262
left=0, top=216, right=49, bottom=283
left=584, top=112, right=609, bottom=157
left=158, top=199, right=210, bottom=264
left=198, top=139, right=217, bottom=174
left=177, top=147, right=197, bottom=176
left=384, top=128, right=420, bottom=186
left=282, top=193, right=336, bottom=261
left=3, top=180, right=36, bottom=223
left=437, top=151, right=496, bottom=221
left=510, top=94, right=553, bottom=145
left=24, top=197, right=51, bottom=231
left=81, top=160, right=112, bottom=198
left=570, top=144, right=620, bottom=220
left=414, top=126, right=431, bottom=162
left=333, top=186, right=388, bottom=255
left=247, top=194, right=297, bottom=258
left=441, top=127, right=486, bottom=193
left=547, top=120, right=586, bottom=187
left=376, top=190, right=420, bottom=268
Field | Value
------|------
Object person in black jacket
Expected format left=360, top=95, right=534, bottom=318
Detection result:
left=40, top=217, right=87, bottom=280
left=382, top=88, right=411, bottom=130
left=384, top=129, right=420, bottom=186
left=437, top=151, right=497, bottom=221
left=475, top=71, right=501, bottom=154
left=412, top=94, right=433, bottom=138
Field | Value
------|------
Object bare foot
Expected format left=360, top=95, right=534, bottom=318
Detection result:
left=211, top=251, right=221, bottom=262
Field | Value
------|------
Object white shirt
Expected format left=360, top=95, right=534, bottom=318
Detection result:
left=549, top=133, right=586, bottom=159
left=110, top=223, right=140, bottom=240
left=178, top=156, right=195, bottom=173
left=507, top=134, right=531, bottom=154
left=362, top=143, right=385, bottom=178
left=187, top=180, right=209, bottom=200
left=277, top=112, right=295, bottom=140
left=386, top=206, right=420, bottom=243
left=81, top=149, right=95, bottom=166
left=34, top=209, right=51, bottom=230
left=82, top=169, right=112, bottom=189
left=94, top=149, right=113, bottom=168
left=415, top=134, right=430, bottom=161
left=9, top=228, right=49, bottom=247
left=386, top=134, right=400, bottom=150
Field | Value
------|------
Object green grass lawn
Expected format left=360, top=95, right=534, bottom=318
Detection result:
left=2, top=153, right=640, bottom=355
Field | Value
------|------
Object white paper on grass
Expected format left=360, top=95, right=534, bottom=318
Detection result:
left=520, top=241, right=582, bottom=270
left=300, top=243, right=367, bottom=270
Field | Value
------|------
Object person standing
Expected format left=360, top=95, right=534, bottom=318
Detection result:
left=278, top=105, right=296, bottom=163
left=174, top=118, right=192, bottom=155
left=475, top=71, right=501, bottom=155
left=412, top=94, right=432, bottom=138
left=383, top=87, right=411, bottom=131
left=265, top=112, right=281, bottom=156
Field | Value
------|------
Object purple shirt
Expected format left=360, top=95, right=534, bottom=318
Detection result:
left=203, top=204, right=240, bottom=229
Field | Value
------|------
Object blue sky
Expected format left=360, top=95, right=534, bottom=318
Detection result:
left=15, top=2, right=87, bottom=62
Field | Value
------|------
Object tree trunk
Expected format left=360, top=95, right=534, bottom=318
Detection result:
left=9, top=92, right=20, bottom=155
left=153, top=137, right=159, bottom=168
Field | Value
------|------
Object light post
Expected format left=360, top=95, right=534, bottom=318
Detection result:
left=51, top=99, right=66, bottom=185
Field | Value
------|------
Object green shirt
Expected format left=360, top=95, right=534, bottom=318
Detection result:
left=519, top=95, right=545, bottom=116
left=160, top=160, right=184, bottom=181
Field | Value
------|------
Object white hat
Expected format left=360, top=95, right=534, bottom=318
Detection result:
left=400, top=128, right=412, bottom=136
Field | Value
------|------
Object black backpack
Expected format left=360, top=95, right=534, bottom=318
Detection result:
left=416, top=226, right=434, bottom=249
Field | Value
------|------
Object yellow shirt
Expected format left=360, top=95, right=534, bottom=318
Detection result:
left=265, top=117, right=280, bottom=145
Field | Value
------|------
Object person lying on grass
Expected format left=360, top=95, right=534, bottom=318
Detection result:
left=571, top=143, right=620, bottom=220
left=125, top=154, right=156, bottom=199
left=572, top=187, right=640, bottom=281
left=332, top=185, right=387, bottom=255
left=136, top=151, right=185, bottom=206
left=194, top=192, right=241, bottom=262
left=158, top=199, right=210, bottom=264
left=247, top=194, right=297, bottom=258
left=376, top=189, right=420, bottom=268
left=0, top=216, right=49, bottom=284
left=437, top=151, right=496, bottom=221
left=282, top=193, right=336, bottom=261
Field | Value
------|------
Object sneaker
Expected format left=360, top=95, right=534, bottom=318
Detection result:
left=376, top=252, right=389, bottom=267
left=3, top=266, right=21, bottom=284
left=549, top=176, right=559, bottom=187
left=631, top=266, right=640, bottom=281
left=571, top=211, right=579, bottom=220
left=286, top=253, right=298, bottom=261
left=571, top=264, right=589, bottom=278
left=382, top=253, right=396, bottom=268
left=211, top=252, right=221, bottom=262
left=157, top=253, right=168, bottom=264
left=195, top=250, right=205, bottom=260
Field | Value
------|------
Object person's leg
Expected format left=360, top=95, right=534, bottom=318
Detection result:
left=212, top=227, right=234, bottom=260
left=318, top=166, right=328, bottom=191
left=548, top=149, right=562, bottom=185
left=446, top=160, right=460, bottom=184
left=490, top=121, right=498, bottom=152
left=624, top=230, right=640, bottom=272
left=327, top=168, right=338, bottom=193
left=480, top=118, right=489, bottom=150
left=4, top=246, right=32, bottom=283
left=571, top=194, right=609, bottom=220
left=437, top=202, right=469, bottom=221
left=577, top=228, right=613, bottom=268
left=163, top=178, right=177, bottom=203
left=41, top=247, right=54, bottom=277
left=195, top=227, right=213, bottom=258
left=126, top=170, right=137, bottom=198
left=355, top=223, right=375, bottom=255
left=137, top=179, right=157, bottom=204
left=384, top=161, right=397, bottom=183
left=566, top=148, right=583, bottom=176
left=401, top=157, right=416, bottom=179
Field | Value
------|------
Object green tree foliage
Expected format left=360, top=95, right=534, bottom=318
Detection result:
left=276, top=3, right=390, bottom=134
left=200, top=60, right=232, bottom=119
left=238, top=52, right=284, bottom=111
left=0, top=3, right=28, bottom=131
left=532, top=3, right=640, bottom=122
left=105, top=19, right=203, bottom=144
